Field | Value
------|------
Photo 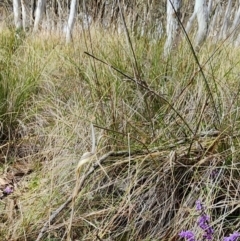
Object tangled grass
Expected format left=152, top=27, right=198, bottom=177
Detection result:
left=0, top=28, right=240, bottom=240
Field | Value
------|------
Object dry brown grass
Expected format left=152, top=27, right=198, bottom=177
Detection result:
left=0, top=28, right=240, bottom=241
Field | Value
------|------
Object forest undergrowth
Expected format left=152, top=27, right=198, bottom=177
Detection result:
left=0, top=28, right=240, bottom=241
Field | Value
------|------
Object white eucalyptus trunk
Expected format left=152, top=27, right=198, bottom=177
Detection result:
left=230, top=4, right=240, bottom=40
left=56, top=0, right=63, bottom=32
left=234, top=32, right=240, bottom=46
left=208, top=2, right=220, bottom=39
left=30, top=0, right=36, bottom=25
left=207, top=0, right=213, bottom=16
left=21, top=0, right=27, bottom=30
left=185, top=11, right=196, bottom=34
left=66, top=0, right=78, bottom=43
left=13, top=0, right=22, bottom=29
left=219, top=0, right=232, bottom=40
left=164, top=0, right=182, bottom=56
left=185, top=0, right=208, bottom=49
left=33, top=0, right=46, bottom=32
left=140, top=4, right=147, bottom=36
left=195, top=0, right=208, bottom=49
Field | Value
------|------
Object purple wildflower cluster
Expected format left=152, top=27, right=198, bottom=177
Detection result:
left=179, top=200, right=213, bottom=241
left=223, top=232, right=240, bottom=241
left=179, top=200, right=240, bottom=241
left=179, top=230, right=195, bottom=241
left=197, top=213, right=214, bottom=240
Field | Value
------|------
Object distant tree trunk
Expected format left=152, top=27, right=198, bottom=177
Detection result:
left=185, top=0, right=208, bottom=50
left=164, top=0, right=182, bottom=56
left=66, top=0, right=78, bottom=43
left=21, top=0, right=27, bottom=30
left=109, top=1, right=119, bottom=31
left=33, top=0, right=46, bottom=32
left=234, top=31, right=240, bottom=46
left=208, top=2, right=220, bottom=39
left=57, top=0, right=64, bottom=33
left=230, top=4, right=240, bottom=41
left=195, top=0, right=208, bottom=50
left=141, top=3, right=148, bottom=36
left=185, top=8, right=197, bottom=34
left=219, top=0, right=232, bottom=40
left=30, top=0, right=36, bottom=25
left=13, top=0, right=22, bottom=29
left=207, top=0, right=213, bottom=16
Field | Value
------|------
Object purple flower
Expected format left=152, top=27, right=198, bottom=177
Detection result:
left=179, top=230, right=195, bottom=241
left=179, top=200, right=240, bottom=241
left=196, top=200, right=203, bottom=211
left=224, top=232, right=240, bottom=241
left=203, top=226, right=214, bottom=240
left=197, top=214, right=214, bottom=240
left=198, top=214, right=210, bottom=229
left=3, top=186, right=13, bottom=194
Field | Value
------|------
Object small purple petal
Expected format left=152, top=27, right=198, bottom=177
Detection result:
left=197, top=214, right=210, bottom=230
left=196, top=200, right=203, bottom=211
left=224, top=238, right=230, bottom=241
left=224, top=232, right=240, bottom=241
left=3, top=186, right=13, bottom=194
left=179, top=230, right=195, bottom=241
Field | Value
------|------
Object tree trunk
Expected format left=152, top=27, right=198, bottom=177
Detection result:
left=194, top=0, right=208, bottom=50
left=185, top=10, right=197, bottom=34
left=230, top=4, right=240, bottom=41
left=66, top=0, right=78, bottom=43
left=33, top=0, right=46, bottom=32
left=13, top=0, right=22, bottom=29
left=164, top=0, right=182, bottom=56
left=208, top=0, right=213, bottom=16
left=219, top=0, right=232, bottom=40
left=185, top=0, right=208, bottom=50
left=21, top=0, right=27, bottom=30
left=30, top=0, right=36, bottom=25
left=208, top=2, right=220, bottom=40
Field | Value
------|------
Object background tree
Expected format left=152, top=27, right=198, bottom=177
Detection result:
left=186, top=0, right=209, bottom=50
left=66, top=0, right=78, bottom=43
left=20, top=0, right=28, bottom=31
left=6, top=0, right=240, bottom=48
left=13, top=0, right=22, bottom=29
left=33, top=0, right=46, bottom=32
left=164, top=0, right=182, bottom=56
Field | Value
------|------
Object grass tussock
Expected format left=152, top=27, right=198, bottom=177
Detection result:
left=0, top=28, right=240, bottom=241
